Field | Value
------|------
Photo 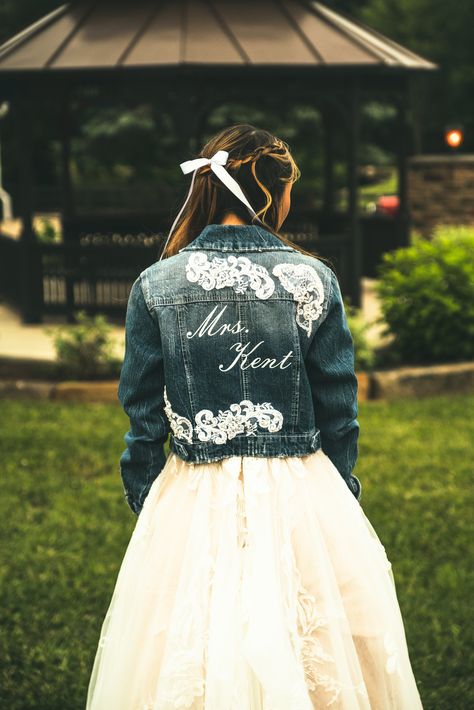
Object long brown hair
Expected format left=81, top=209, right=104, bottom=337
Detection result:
left=161, top=123, right=324, bottom=261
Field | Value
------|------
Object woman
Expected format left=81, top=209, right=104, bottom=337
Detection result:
left=86, top=124, right=424, bottom=709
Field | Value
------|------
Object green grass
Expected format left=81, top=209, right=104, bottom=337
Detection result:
left=359, top=168, right=398, bottom=203
left=1, top=395, right=473, bottom=709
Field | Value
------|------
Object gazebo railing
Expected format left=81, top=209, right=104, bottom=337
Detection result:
left=1, top=212, right=403, bottom=323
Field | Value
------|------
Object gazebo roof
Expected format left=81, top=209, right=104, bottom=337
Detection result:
left=0, top=0, right=436, bottom=73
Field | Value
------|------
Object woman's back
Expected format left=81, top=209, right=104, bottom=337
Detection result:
left=118, top=221, right=361, bottom=509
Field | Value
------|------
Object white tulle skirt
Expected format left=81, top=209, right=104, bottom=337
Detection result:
left=85, top=449, right=424, bottom=709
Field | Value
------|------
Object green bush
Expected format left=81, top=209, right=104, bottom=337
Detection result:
left=375, top=226, right=474, bottom=364
left=35, top=217, right=61, bottom=244
left=345, top=304, right=376, bottom=372
left=44, top=310, right=122, bottom=379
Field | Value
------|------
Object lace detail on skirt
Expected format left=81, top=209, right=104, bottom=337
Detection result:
left=86, top=451, right=424, bottom=710
left=281, top=540, right=369, bottom=706
left=154, top=553, right=216, bottom=707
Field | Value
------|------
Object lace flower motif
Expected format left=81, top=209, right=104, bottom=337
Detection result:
left=164, top=387, right=193, bottom=444
left=185, top=252, right=275, bottom=299
left=195, top=400, right=283, bottom=443
left=281, top=539, right=370, bottom=705
left=163, top=387, right=284, bottom=445
left=272, top=263, right=325, bottom=337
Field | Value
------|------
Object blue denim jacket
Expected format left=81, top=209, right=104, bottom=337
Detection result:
left=118, top=224, right=361, bottom=515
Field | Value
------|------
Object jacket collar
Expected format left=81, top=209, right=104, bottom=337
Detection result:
left=179, top=223, right=296, bottom=253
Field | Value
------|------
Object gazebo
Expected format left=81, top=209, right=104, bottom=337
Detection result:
left=0, top=0, right=436, bottom=322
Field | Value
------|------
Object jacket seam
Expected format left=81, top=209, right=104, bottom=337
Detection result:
left=179, top=246, right=296, bottom=253
left=311, top=268, right=336, bottom=339
left=146, top=295, right=296, bottom=309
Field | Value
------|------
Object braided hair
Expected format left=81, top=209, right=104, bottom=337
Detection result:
left=163, top=123, right=322, bottom=260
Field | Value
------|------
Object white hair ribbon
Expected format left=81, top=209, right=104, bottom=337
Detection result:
left=159, top=149, right=261, bottom=260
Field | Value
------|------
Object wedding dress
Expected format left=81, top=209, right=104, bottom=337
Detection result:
left=85, top=448, right=424, bottom=709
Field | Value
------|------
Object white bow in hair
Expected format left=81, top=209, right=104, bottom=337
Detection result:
left=159, top=149, right=259, bottom=260
left=180, top=149, right=229, bottom=174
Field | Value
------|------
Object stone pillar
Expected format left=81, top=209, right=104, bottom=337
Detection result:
left=408, top=155, right=474, bottom=235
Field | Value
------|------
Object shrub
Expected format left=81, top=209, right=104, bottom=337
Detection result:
left=345, top=304, right=376, bottom=372
left=35, top=217, right=61, bottom=244
left=44, top=310, right=122, bottom=379
left=375, top=226, right=474, bottom=364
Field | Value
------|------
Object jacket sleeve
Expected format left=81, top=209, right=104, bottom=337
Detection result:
left=305, top=268, right=362, bottom=502
left=117, top=275, right=170, bottom=516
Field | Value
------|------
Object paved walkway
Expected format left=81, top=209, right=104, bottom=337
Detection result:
left=0, top=277, right=388, bottom=362
left=0, top=302, right=125, bottom=361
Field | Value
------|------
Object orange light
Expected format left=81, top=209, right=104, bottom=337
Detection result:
left=445, top=128, right=463, bottom=149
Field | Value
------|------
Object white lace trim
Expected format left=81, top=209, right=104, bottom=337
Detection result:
left=185, top=253, right=327, bottom=338
left=272, top=263, right=325, bottom=337
left=195, top=400, right=283, bottom=442
left=163, top=386, right=283, bottom=445
left=163, top=388, right=194, bottom=444
left=186, top=252, right=275, bottom=299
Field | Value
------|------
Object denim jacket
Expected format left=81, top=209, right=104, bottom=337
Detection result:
left=118, top=224, right=361, bottom=516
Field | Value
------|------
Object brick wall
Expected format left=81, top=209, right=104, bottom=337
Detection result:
left=408, top=155, right=474, bottom=234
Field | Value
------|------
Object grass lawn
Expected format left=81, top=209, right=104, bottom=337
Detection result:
left=1, top=394, right=473, bottom=709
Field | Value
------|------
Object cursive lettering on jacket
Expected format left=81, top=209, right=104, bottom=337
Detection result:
left=186, top=304, right=247, bottom=339
left=219, top=341, right=293, bottom=372
left=186, top=304, right=293, bottom=372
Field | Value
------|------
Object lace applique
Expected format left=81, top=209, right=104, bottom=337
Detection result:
left=195, top=400, right=283, bottom=443
left=281, top=540, right=369, bottom=705
left=163, top=387, right=284, bottom=445
left=163, top=387, right=193, bottom=444
left=186, top=251, right=275, bottom=299
left=272, top=263, right=325, bottom=337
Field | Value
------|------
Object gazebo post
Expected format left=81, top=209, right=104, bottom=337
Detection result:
left=60, top=88, right=75, bottom=232
left=322, top=105, right=335, bottom=215
left=16, top=94, right=43, bottom=323
left=347, top=80, right=362, bottom=309
left=60, top=88, right=77, bottom=322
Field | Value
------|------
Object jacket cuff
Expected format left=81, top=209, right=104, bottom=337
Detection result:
left=124, top=490, right=143, bottom=516
left=349, top=474, right=362, bottom=501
